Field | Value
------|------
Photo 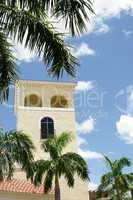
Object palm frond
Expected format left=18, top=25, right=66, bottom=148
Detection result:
left=44, top=169, right=54, bottom=193
left=56, top=132, right=72, bottom=155
left=3, top=130, right=35, bottom=176
left=0, top=31, right=18, bottom=102
left=98, top=156, right=132, bottom=199
left=32, top=133, right=89, bottom=193
left=58, top=157, right=75, bottom=187
left=64, top=169, right=75, bottom=188
left=2, top=0, right=94, bottom=36
left=115, top=157, right=131, bottom=172
left=53, top=0, right=94, bottom=36
left=60, top=152, right=89, bottom=181
left=119, top=175, right=129, bottom=191
left=126, top=173, right=133, bottom=182
left=33, top=160, right=52, bottom=186
left=42, top=0, right=94, bottom=36
left=97, top=172, right=113, bottom=199
left=96, top=183, right=113, bottom=199
left=3, top=0, right=42, bottom=15
left=101, top=172, right=113, bottom=186
left=0, top=138, right=14, bottom=181
left=42, top=132, right=72, bottom=158
left=103, top=154, right=113, bottom=170
left=41, top=138, right=59, bottom=160
left=0, top=4, right=77, bottom=78
left=0, top=130, right=35, bottom=180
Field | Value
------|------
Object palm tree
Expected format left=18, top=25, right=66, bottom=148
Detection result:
left=130, top=188, right=133, bottom=199
left=0, top=0, right=94, bottom=102
left=0, top=128, right=35, bottom=181
left=96, top=155, right=133, bottom=200
left=32, top=132, right=89, bottom=200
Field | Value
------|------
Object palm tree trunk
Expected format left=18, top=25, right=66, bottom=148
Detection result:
left=131, top=189, right=133, bottom=198
left=116, top=189, right=121, bottom=200
left=0, top=168, right=3, bottom=182
left=55, top=174, right=60, bottom=200
left=115, top=181, right=121, bottom=200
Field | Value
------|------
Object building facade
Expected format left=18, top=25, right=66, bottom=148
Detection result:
left=0, top=80, right=89, bottom=200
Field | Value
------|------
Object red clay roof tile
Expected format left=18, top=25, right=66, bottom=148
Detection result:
left=0, top=179, right=45, bottom=194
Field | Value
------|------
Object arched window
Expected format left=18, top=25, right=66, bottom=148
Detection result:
left=51, top=95, right=68, bottom=108
left=24, top=94, right=42, bottom=107
left=41, top=117, right=54, bottom=139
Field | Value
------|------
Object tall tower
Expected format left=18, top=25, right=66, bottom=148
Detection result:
left=15, top=80, right=88, bottom=200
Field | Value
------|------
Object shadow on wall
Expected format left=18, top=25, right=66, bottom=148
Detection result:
left=89, top=191, right=96, bottom=200
left=89, top=191, right=111, bottom=200
left=24, top=94, right=68, bottom=108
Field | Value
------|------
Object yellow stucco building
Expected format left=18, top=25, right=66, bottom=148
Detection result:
left=0, top=80, right=89, bottom=200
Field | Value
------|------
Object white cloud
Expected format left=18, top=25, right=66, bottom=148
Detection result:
left=85, top=0, right=133, bottom=35
left=75, top=81, right=96, bottom=91
left=76, top=117, right=95, bottom=134
left=77, top=118, right=101, bottom=161
left=95, top=23, right=110, bottom=34
left=116, top=115, right=133, bottom=144
left=94, top=0, right=133, bottom=18
left=88, top=182, right=98, bottom=191
left=55, top=1, right=133, bottom=35
left=122, top=87, right=133, bottom=115
left=13, top=41, right=36, bottom=63
left=77, top=136, right=87, bottom=146
left=127, top=90, right=133, bottom=114
left=12, top=1, right=133, bottom=62
left=74, top=43, right=95, bottom=58
left=122, top=30, right=133, bottom=36
left=78, top=148, right=103, bottom=160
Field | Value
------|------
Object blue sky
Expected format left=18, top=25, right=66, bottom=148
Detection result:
left=1, top=0, right=133, bottom=190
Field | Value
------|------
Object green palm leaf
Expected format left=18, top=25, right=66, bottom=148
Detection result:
left=0, top=4, right=77, bottom=78
left=53, top=0, right=94, bottom=35
left=41, top=132, right=72, bottom=159
left=33, top=160, right=52, bottom=186
left=44, top=169, right=54, bottom=193
left=97, top=156, right=132, bottom=200
left=56, top=132, right=72, bottom=154
left=4, top=0, right=42, bottom=15
left=32, top=132, right=89, bottom=199
left=115, top=157, right=131, bottom=172
left=0, top=129, right=35, bottom=180
left=0, top=0, right=94, bottom=102
left=0, top=31, right=18, bottom=102
left=3, top=0, right=94, bottom=35
left=60, top=152, right=89, bottom=181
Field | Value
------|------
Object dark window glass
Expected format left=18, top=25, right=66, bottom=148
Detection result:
left=41, top=117, right=54, bottom=139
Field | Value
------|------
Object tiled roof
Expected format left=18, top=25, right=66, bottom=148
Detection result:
left=0, top=179, right=46, bottom=194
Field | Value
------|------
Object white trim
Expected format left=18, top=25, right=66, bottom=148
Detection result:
left=17, top=80, right=77, bottom=87
left=18, top=106, right=75, bottom=112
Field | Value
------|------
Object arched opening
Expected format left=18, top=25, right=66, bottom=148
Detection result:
left=24, top=94, right=42, bottom=107
left=41, top=117, right=54, bottom=139
left=51, top=95, right=68, bottom=108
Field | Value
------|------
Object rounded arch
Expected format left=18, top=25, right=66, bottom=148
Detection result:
left=41, top=117, right=54, bottom=139
left=51, top=95, right=68, bottom=108
left=24, top=94, right=42, bottom=107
